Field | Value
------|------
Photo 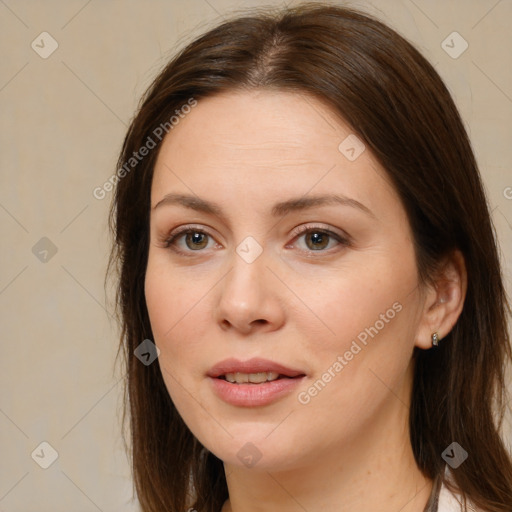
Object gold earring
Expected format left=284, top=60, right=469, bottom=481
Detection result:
left=432, top=332, right=440, bottom=346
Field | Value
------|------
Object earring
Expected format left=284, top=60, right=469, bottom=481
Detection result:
left=431, top=332, right=440, bottom=347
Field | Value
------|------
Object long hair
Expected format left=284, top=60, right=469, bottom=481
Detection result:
left=108, top=4, right=512, bottom=511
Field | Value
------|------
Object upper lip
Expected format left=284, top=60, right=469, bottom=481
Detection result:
left=207, top=358, right=306, bottom=378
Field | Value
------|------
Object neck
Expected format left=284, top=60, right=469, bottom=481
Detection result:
left=221, top=371, right=432, bottom=512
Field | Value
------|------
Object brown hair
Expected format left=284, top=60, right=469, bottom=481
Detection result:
left=108, top=3, right=512, bottom=511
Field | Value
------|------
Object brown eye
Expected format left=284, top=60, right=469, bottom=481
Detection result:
left=185, top=232, right=209, bottom=250
left=163, top=228, right=217, bottom=254
left=289, top=225, right=349, bottom=254
left=305, top=231, right=330, bottom=250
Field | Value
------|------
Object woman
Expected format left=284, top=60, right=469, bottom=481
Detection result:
left=108, top=3, right=512, bottom=511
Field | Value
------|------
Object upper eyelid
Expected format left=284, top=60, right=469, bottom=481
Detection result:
left=166, top=222, right=344, bottom=239
left=291, top=223, right=346, bottom=237
left=166, top=223, right=217, bottom=239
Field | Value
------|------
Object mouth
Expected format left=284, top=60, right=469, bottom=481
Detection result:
left=207, top=358, right=306, bottom=407
left=218, top=371, right=303, bottom=384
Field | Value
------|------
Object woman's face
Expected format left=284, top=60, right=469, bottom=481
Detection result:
left=145, top=90, right=430, bottom=471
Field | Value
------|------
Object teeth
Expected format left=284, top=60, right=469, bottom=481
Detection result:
left=224, top=371, right=280, bottom=384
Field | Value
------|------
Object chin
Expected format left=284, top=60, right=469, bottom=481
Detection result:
left=198, top=430, right=306, bottom=472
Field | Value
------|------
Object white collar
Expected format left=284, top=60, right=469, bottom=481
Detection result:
left=437, top=467, right=480, bottom=512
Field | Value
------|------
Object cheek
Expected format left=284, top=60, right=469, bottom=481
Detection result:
left=144, top=256, right=209, bottom=367
left=293, top=269, right=406, bottom=354
left=292, top=262, right=418, bottom=401
left=145, top=260, right=212, bottom=422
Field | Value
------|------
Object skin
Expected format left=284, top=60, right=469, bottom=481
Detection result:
left=145, top=90, right=467, bottom=512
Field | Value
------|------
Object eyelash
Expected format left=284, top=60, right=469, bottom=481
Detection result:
left=161, top=223, right=350, bottom=256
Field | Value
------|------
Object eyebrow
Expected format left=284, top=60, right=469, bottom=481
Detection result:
left=152, top=192, right=375, bottom=218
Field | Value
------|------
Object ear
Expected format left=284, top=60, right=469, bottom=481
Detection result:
left=414, top=250, right=467, bottom=350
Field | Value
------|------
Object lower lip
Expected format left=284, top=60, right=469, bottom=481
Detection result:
left=209, top=376, right=305, bottom=407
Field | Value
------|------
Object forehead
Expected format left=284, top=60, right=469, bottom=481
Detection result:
left=151, top=89, right=396, bottom=216
left=155, top=90, right=352, bottom=167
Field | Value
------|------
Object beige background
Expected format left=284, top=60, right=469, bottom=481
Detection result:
left=1, top=0, right=511, bottom=510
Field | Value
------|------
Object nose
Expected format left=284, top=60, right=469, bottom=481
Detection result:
left=214, top=249, right=286, bottom=335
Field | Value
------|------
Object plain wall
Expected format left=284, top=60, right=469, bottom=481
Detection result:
left=1, top=0, right=511, bottom=510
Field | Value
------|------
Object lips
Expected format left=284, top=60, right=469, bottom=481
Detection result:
left=207, top=358, right=306, bottom=379
left=207, top=358, right=306, bottom=407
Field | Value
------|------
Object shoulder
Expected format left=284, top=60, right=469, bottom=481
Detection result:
left=438, top=469, right=483, bottom=512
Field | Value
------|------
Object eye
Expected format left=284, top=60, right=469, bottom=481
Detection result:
left=289, top=225, right=349, bottom=253
left=160, top=223, right=349, bottom=256
left=162, top=226, right=219, bottom=254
